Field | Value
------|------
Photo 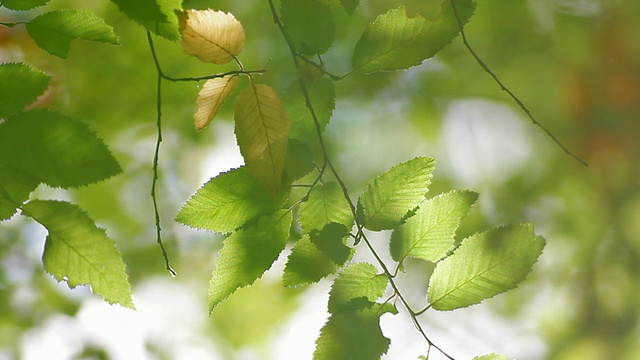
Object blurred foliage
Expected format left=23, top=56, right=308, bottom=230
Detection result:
left=1, top=0, right=639, bottom=358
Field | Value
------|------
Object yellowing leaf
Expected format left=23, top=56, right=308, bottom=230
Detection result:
left=194, top=75, right=238, bottom=130
left=179, top=9, right=245, bottom=64
left=234, top=84, right=291, bottom=196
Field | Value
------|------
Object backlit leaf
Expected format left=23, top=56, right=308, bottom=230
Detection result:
left=428, top=224, right=545, bottom=311
left=234, top=84, right=291, bottom=196
left=109, top=0, right=167, bottom=23
left=208, top=210, right=292, bottom=312
left=359, top=157, right=435, bottom=231
left=352, top=0, right=476, bottom=73
left=299, top=181, right=353, bottom=234
left=283, top=77, right=336, bottom=145
left=110, top=0, right=181, bottom=40
left=328, top=262, right=388, bottom=313
left=25, top=9, right=119, bottom=58
left=283, top=235, right=342, bottom=287
left=314, top=300, right=397, bottom=360
left=310, top=223, right=352, bottom=265
left=175, top=167, right=287, bottom=234
left=194, top=75, right=239, bottom=131
left=2, top=0, right=51, bottom=11
left=0, top=62, right=50, bottom=118
left=281, top=0, right=335, bottom=55
left=0, top=110, right=121, bottom=188
left=390, top=190, right=478, bottom=264
left=22, top=200, right=134, bottom=308
left=179, top=9, right=244, bottom=64
left=0, top=167, right=39, bottom=220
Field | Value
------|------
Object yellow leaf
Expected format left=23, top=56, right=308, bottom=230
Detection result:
left=179, top=9, right=245, bottom=64
left=234, top=84, right=291, bottom=196
left=194, top=75, right=239, bottom=130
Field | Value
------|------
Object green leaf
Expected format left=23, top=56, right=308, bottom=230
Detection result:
left=0, top=62, right=50, bottom=118
left=109, top=0, right=167, bottom=23
left=21, top=200, right=134, bottom=308
left=427, top=224, right=545, bottom=311
left=208, top=210, right=292, bottom=312
left=339, top=0, right=359, bottom=15
left=352, top=1, right=476, bottom=73
left=310, top=223, right=352, bottom=265
left=299, top=181, right=353, bottom=234
left=175, top=167, right=287, bottom=234
left=0, top=109, right=121, bottom=188
left=25, top=9, right=119, bottom=58
left=283, top=235, right=342, bottom=287
left=390, top=190, right=478, bottom=264
left=140, top=0, right=182, bottom=41
left=314, top=300, right=397, bottom=360
left=282, top=139, right=315, bottom=182
left=0, top=167, right=39, bottom=220
left=281, top=0, right=335, bottom=55
left=359, top=157, right=435, bottom=231
left=328, top=262, right=388, bottom=313
left=1, top=0, right=50, bottom=11
left=473, top=354, right=509, bottom=360
left=234, top=84, right=291, bottom=196
left=284, top=77, right=336, bottom=145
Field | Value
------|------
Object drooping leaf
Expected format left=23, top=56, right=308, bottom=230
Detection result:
left=283, top=77, right=336, bottom=145
left=0, top=62, right=50, bottom=118
left=283, top=235, right=342, bottom=287
left=358, top=157, right=435, bottom=231
left=328, top=262, right=388, bottom=313
left=339, top=0, right=359, bottom=15
left=2, top=0, right=50, bottom=12
left=281, top=0, right=335, bottom=55
left=473, top=354, right=509, bottom=360
left=25, top=9, right=119, bottom=58
left=390, top=190, right=478, bottom=264
left=193, top=75, right=239, bottom=131
left=0, top=167, right=40, bottom=220
left=0, top=109, right=121, bottom=188
left=175, top=167, right=287, bottom=234
left=299, top=181, right=353, bottom=234
left=179, top=9, right=245, bottom=64
left=234, top=84, right=291, bottom=196
left=427, top=224, right=545, bottom=311
left=208, top=210, right=292, bottom=312
left=21, top=200, right=134, bottom=308
left=352, top=0, right=476, bottom=73
left=314, top=299, right=397, bottom=360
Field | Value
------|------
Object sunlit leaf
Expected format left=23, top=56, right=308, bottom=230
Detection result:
left=314, top=299, right=397, bottom=360
left=175, top=167, right=287, bottom=234
left=428, top=224, right=545, bottom=311
left=473, top=354, right=509, bottom=360
left=328, top=262, right=388, bottom=313
left=339, top=0, right=359, bottom=15
left=109, top=0, right=166, bottom=23
left=283, top=77, right=335, bottom=145
left=194, top=75, right=239, bottom=131
left=179, top=9, right=245, bottom=64
left=299, top=181, right=353, bottom=234
left=352, top=0, right=476, bottom=73
left=310, top=223, right=351, bottom=265
left=109, top=0, right=181, bottom=40
left=0, top=109, right=121, bottom=188
left=0, top=167, right=39, bottom=220
left=281, top=0, right=335, bottom=55
left=234, top=84, right=291, bottom=196
left=390, top=190, right=478, bottom=264
left=2, top=0, right=51, bottom=11
left=22, top=200, right=134, bottom=308
left=0, top=62, right=50, bottom=118
left=25, top=9, right=119, bottom=58
left=358, top=157, right=435, bottom=231
left=284, top=235, right=342, bottom=287
left=208, top=210, right=292, bottom=312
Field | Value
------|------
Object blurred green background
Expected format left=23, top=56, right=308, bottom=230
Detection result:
left=1, top=0, right=639, bottom=359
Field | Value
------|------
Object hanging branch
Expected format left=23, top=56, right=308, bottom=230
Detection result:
left=449, top=0, right=588, bottom=167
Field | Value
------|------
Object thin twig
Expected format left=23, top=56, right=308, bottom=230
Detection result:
left=449, top=0, right=588, bottom=167
left=147, top=31, right=177, bottom=276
